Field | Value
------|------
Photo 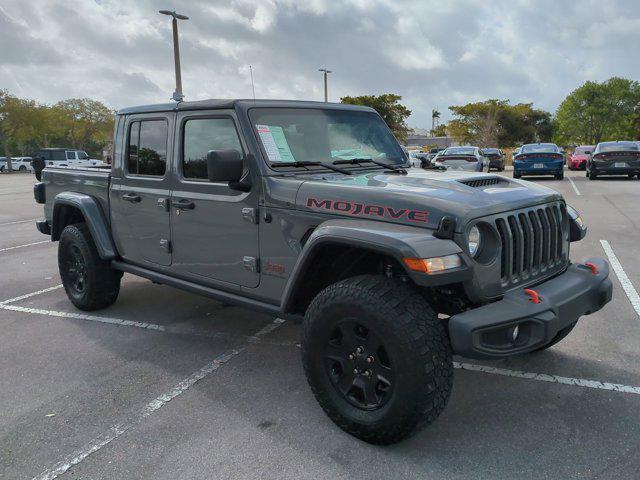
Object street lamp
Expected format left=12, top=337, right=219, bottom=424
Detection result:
left=318, top=68, right=332, bottom=102
left=159, top=10, right=189, bottom=101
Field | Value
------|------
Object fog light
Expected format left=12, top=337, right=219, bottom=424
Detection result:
left=511, top=325, right=520, bottom=342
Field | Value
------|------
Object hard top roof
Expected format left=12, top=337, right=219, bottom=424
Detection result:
left=117, top=99, right=376, bottom=115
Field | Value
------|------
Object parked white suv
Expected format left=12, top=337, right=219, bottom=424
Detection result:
left=37, top=148, right=104, bottom=167
left=0, top=157, right=33, bottom=172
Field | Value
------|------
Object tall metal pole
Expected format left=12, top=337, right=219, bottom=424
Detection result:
left=318, top=68, right=332, bottom=102
left=172, top=17, right=182, bottom=101
left=160, top=10, right=189, bottom=102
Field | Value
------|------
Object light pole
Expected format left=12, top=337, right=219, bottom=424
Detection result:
left=318, top=68, right=332, bottom=102
left=159, top=10, right=189, bottom=101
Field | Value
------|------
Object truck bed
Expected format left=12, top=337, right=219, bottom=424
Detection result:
left=41, top=165, right=112, bottom=225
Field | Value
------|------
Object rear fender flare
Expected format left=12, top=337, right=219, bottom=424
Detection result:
left=52, top=192, right=117, bottom=260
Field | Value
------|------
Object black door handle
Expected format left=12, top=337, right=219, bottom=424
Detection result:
left=172, top=199, right=195, bottom=210
left=122, top=193, right=141, bottom=203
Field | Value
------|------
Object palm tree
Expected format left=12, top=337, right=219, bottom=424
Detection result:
left=431, top=109, right=441, bottom=134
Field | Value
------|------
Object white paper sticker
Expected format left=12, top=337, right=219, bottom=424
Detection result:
left=256, top=125, right=295, bottom=163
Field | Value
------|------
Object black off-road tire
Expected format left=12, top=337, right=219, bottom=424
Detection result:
left=58, top=223, right=122, bottom=311
left=513, top=171, right=521, bottom=179
left=556, top=171, right=564, bottom=180
left=301, top=275, right=453, bottom=445
left=534, top=322, right=577, bottom=351
left=589, top=169, right=597, bottom=180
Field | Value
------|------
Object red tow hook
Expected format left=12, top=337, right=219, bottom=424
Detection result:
left=524, top=288, right=541, bottom=304
left=584, top=262, right=598, bottom=275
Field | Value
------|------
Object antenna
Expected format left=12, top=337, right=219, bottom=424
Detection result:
left=249, top=65, right=256, bottom=102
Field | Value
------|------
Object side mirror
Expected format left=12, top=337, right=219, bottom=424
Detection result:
left=206, top=149, right=243, bottom=183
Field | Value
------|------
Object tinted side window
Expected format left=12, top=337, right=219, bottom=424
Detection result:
left=66, top=151, right=76, bottom=160
left=127, top=122, right=140, bottom=174
left=183, top=118, right=242, bottom=180
left=127, top=120, right=167, bottom=176
left=52, top=150, right=66, bottom=161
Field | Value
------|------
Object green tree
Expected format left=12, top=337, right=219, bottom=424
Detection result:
left=431, top=124, right=447, bottom=137
left=431, top=109, right=441, bottom=134
left=447, top=99, right=508, bottom=147
left=554, top=77, right=640, bottom=145
left=54, top=98, right=114, bottom=151
left=340, top=94, right=412, bottom=143
left=446, top=100, right=553, bottom=147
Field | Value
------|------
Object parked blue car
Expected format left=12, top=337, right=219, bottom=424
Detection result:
left=513, top=143, right=564, bottom=180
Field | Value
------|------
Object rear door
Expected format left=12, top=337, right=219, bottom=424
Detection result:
left=169, top=111, right=260, bottom=288
left=110, top=113, right=174, bottom=267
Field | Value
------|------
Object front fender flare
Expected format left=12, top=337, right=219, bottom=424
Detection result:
left=52, top=192, right=117, bottom=260
left=280, top=219, right=470, bottom=314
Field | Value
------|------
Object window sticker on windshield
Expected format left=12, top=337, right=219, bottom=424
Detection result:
left=256, top=125, right=296, bottom=163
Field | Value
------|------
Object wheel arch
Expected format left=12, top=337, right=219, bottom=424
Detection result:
left=52, top=192, right=117, bottom=260
left=280, top=219, right=467, bottom=316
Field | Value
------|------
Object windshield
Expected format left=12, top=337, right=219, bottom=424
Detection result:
left=77, top=151, right=89, bottom=159
left=597, top=142, right=638, bottom=153
left=442, top=147, right=476, bottom=155
left=574, top=146, right=593, bottom=155
left=521, top=143, right=558, bottom=154
left=483, top=148, right=500, bottom=155
left=250, top=108, right=405, bottom=166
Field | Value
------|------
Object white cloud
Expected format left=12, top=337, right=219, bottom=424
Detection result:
left=0, top=0, right=639, bottom=127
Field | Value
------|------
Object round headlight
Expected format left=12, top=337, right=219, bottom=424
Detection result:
left=468, top=226, right=481, bottom=257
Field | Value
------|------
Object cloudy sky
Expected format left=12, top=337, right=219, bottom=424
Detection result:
left=1, top=0, right=639, bottom=127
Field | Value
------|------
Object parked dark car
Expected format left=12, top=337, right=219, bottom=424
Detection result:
left=568, top=145, right=594, bottom=170
left=587, top=141, right=640, bottom=180
left=433, top=146, right=488, bottom=172
left=482, top=148, right=505, bottom=171
left=513, top=143, right=564, bottom=180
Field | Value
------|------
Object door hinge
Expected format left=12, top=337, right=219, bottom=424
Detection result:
left=242, top=207, right=259, bottom=224
left=243, top=256, right=259, bottom=273
left=159, top=238, right=172, bottom=253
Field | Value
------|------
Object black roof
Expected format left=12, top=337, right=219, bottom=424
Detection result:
left=117, top=99, right=376, bottom=115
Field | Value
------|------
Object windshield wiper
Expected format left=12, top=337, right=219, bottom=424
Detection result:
left=271, top=161, right=352, bottom=175
left=332, top=157, right=407, bottom=174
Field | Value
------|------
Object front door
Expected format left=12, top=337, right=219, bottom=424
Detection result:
left=110, top=113, right=173, bottom=267
left=169, top=112, right=259, bottom=288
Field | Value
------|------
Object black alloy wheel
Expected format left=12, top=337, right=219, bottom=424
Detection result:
left=324, top=319, right=394, bottom=410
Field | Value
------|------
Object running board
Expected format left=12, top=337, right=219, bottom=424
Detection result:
left=111, top=260, right=281, bottom=317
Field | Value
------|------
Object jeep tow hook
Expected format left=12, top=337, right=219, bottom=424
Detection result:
left=524, top=288, right=541, bottom=304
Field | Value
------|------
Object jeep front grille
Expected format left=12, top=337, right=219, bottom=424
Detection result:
left=495, top=203, right=567, bottom=285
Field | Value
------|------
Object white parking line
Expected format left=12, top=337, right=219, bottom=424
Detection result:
left=0, top=284, right=63, bottom=305
left=0, top=240, right=49, bottom=252
left=0, top=285, right=296, bottom=345
left=568, top=176, right=581, bottom=196
left=454, top=362, right=640, bottom=395
left=31, top=318, right=285, bottom=480
left=0, top=303, right=166, bottom=331
left=600, top=239, right=640, bottom=319
left=0, top=218, right=37, bottom=226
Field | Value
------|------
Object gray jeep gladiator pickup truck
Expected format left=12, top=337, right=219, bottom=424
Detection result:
left=33, top=99, right=612, bottom=444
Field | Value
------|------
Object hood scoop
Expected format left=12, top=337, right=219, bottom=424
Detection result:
left=458, top=177, right=510, bottom=188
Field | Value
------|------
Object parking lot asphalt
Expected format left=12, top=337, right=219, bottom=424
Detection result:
left=1, top=170, right=639, bottom=479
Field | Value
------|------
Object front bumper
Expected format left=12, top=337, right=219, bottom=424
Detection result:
left=449, top=257, right=612, bottom=359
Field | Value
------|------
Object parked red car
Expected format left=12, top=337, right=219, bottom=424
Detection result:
left=568, top=145, right=594, bottom=170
